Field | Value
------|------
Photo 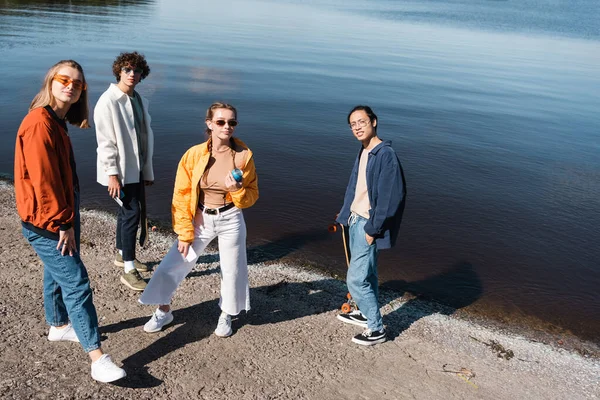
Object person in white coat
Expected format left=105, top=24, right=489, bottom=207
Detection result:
left=94, top=51, right=154, bottom=291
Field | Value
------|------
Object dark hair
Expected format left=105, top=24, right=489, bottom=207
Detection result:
left=347, top=105, right=378, bottom=131
left=112, top=51, right=150, bottom=82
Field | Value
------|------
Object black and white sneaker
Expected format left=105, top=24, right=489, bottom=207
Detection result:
left=352, top=328, right=387, bottom=346
left=337, top=310, right=368, bottom=328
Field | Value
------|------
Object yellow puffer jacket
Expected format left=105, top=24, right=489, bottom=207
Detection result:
left=172, top=137, right=259, bottom=242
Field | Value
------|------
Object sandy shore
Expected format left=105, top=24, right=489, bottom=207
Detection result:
left=0, top=182, right=598, bottom=399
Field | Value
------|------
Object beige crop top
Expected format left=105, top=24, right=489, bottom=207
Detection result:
left=199, top=145, right=247, bottom=208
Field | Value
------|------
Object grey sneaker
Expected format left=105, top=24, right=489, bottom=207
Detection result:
left=144, top=309, right=174, bottom=333
left=114, top=253, right=148, bottom=272
left=214, top=312, right=232, bottom=337
left=120, top=269, right=147, bottom=291
left=48, top=323, right=79, bottom=343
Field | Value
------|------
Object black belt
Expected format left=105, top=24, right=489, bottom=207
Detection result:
left=199, top=202, right=235, bottom=215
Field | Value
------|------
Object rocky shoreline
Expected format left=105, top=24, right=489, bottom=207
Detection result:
left=0, top=181, right=598, bottom=399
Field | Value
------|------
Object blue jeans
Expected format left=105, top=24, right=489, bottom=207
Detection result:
left=22, top=192, right=101, bottom=353
left=347, top=213, right=383, bottom=331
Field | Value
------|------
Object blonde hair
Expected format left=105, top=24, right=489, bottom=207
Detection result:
left=29, top=60, right=90, bottom=128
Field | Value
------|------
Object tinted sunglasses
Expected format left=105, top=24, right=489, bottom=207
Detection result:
left=53, top=74, right=86, bottom=91
left=121, top=66, right=143, bottom=75
left=213, top=119, right=238, bottom=127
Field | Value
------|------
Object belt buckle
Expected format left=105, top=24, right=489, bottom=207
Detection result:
left=204, top=208, right=218, bottom=215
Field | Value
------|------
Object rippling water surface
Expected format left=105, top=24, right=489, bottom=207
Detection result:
left=1, top=0, right=599, bottom=340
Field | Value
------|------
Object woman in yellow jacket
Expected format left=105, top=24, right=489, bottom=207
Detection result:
left=140, top=102, right=258, bottom=337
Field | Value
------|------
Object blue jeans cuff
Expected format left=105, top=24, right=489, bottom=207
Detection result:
left=47, top=321, right=69, bottom=327
left=82, top=344, right=101, bottom=353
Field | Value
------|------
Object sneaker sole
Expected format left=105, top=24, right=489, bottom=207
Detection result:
left=351, top=336, right=387, bottom=346
left=119, top=276, right=146, bottom=291
left=114, top=259, right=149, bottom=272
left=91, top=370, right=127, bottom=383
left=48, top=336, right=80, bottom=343
left=144, top=314, right=174, bottom=333
left=336, top=314, right=368, bottom=328
left=214, top=328, right=233, bottom=338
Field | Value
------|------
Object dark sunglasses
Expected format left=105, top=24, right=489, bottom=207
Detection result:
left=213, top=119, right=238, bottom=127
left=121, top=66, right=143, bottom=75
left=53, top=74, right=86, bottom=91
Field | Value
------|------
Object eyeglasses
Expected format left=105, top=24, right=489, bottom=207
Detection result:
left=53, top=74, right=86, bottom=91
left=349, top=119, right=370, bottom=130
left=121, top=66, right=143, bottom=75
left=213, top=119, right=238, bottom=127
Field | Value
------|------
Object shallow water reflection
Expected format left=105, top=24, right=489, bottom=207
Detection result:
left=1, top=0, right=599, bottom=341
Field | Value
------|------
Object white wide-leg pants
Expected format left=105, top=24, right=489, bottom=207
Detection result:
left=139, top=207, right=250, bottom=316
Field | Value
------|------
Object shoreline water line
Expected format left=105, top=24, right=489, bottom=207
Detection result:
left=0, top=178, right=597, bottom=357
left=2, top=179, right=600, bottom=398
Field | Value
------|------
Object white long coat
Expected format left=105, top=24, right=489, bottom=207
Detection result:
left=94, top=83, right=154, bottom=185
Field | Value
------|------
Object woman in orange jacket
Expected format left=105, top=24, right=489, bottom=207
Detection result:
left=14, top=60, right=126, bottom=382
left=140, top=102, right=259, bottom=337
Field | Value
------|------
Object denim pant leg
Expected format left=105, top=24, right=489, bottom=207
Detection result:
left=116, top=181, right=141, bottom=261
left=42, top=265, right=68, bottom=326
left=22, top=228, right=101, bottom=353
left=346, top=215, right=383, bottom=331
left=39, top=191, right=82, bottom=325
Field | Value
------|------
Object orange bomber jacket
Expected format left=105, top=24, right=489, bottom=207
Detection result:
left=172, top=137, right=259, bottom=243
left=14, top=107, right=76, bottom=236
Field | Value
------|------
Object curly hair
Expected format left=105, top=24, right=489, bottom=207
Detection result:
left=112, top=51, right=150, bottom=82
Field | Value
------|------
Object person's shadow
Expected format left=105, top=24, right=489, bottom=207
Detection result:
left=382, top=261, right=482, bottom=340
left=100, top=277, right=346, bottom=388
left=103, top=261, right=481, bottom=388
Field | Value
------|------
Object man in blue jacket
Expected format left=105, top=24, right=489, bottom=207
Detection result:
left=336, top=105, right=406, bottom=346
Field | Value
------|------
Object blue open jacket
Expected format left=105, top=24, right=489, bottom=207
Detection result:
left=336, top=140, right=406, bottom=250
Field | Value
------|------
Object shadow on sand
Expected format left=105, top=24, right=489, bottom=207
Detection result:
left=102, top=261, right=481, bottom=388
left=382, top=261, right=483, bottom=340
left=101, top=278, right=345, bottom=388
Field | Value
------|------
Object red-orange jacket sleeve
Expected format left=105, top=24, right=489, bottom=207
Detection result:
left=21, top=121, right=74, bottom=229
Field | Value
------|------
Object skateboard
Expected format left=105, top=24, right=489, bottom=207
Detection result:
left=328, top=222, right=358, bottom=313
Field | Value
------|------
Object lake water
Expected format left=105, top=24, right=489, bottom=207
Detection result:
left=1, top=0, right=599, bottom=341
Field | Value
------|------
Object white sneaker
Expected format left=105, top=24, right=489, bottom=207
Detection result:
left=143, top=309, right=174, bottom=333
left=90, top=354, right=126, bottom=383
left=48, top=323, right=79, bottom=342
left=214, top=312, right=232, bottom=337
